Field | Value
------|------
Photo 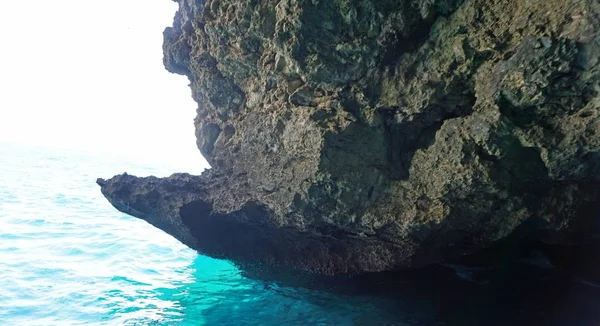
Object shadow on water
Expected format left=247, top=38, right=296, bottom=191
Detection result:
left=159, top=239, right=600, bottom=326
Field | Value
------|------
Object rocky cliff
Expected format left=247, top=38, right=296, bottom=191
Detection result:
left=99, top=0, right=600, bottom=275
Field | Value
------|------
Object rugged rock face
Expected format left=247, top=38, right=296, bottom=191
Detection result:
left=99, top=0, right=600, bottom=275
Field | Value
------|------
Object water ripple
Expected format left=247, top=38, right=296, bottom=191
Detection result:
left=2, top=144, right=599, bottom=325
left=0, top=144, right=406, bottom=325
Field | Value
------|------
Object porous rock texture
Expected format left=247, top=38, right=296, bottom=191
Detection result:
left=99, top=0, right=600, bottom=275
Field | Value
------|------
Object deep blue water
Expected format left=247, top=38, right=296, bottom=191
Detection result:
left=2, top=142, right=600, bottom=326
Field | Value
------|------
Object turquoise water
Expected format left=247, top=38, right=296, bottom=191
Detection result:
left=0, top=143, right=402, bottom=325
left=2, top=142, right=600, bottom=325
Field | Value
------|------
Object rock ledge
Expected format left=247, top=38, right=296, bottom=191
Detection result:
left=100, top=0, right=600, bottom=274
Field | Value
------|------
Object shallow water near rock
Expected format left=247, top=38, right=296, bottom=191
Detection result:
left=0, top=143, right=402, bottom=325
left=1, top=142, right=599, bottom=326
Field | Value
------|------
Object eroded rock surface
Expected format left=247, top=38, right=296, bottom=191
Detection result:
left=99, top=0, right=600, bottom=274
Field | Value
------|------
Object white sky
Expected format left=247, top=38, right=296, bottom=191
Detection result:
left=0, top=0, right=209, bottom=172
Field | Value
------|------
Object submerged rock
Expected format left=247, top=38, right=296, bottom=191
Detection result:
left=99, top=0, right=600, bottom=275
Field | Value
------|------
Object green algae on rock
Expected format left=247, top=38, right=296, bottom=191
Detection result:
left=99, top=0, right=600, bottom=275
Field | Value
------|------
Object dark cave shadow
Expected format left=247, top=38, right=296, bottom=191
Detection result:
left=169, top=235, right=600, bottom=326
left=175, top=190, right=600, bottom=325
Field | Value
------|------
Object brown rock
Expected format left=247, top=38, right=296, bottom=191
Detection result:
left=99, top=0, right=600, bottom=274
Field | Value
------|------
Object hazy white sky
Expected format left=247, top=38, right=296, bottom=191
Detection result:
left=0, top=0, right=208, bottom=171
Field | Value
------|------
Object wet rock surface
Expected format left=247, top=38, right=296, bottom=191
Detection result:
left=99, top=0, right=600, bottom=275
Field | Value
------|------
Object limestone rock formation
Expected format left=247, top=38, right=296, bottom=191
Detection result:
left=99, top=0, right=600, bottom=274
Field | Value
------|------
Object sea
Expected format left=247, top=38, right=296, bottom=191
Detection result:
left=1, top=142, right=600, bottom=326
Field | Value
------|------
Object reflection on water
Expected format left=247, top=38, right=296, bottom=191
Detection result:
left=156, top=256, right=406, bottom=326
left=156, top=252, right=600, bottom=326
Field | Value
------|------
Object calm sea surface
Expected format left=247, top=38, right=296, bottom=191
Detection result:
left=0, top=143, right=406, bottom=325
left=1, top=142, right=599, bottom=326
